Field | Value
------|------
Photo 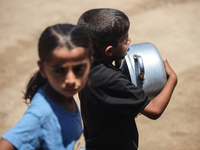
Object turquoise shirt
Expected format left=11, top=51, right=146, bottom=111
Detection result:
left=3, top=88, right=83, bottom=150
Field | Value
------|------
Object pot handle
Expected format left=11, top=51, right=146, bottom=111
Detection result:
left=133, top=54, right=145, bottom=81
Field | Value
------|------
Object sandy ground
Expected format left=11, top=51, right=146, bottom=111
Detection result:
left=0, top=0, right=200, bottom=149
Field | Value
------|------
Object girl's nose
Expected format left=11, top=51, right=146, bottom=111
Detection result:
left=65, top=71, right=76, bottom=86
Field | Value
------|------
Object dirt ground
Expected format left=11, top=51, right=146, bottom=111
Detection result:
left=0, top=0, right=200, bottom=149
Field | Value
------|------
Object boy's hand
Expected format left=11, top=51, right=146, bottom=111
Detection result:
left=141, top=58, right=178, bottom=120
left=163, top=58, right=177, bottom=84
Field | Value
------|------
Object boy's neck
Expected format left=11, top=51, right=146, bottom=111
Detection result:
left=94, top=57, right=114, bottom=64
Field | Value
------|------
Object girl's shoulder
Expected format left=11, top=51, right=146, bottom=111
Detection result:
left=26, top=88, right=55, bottom=123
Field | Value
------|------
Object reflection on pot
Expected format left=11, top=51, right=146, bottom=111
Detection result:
left=120, top=42, right=167, bottom=100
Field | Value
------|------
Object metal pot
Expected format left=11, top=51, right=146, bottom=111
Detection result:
left=120, top=42, right=167, bottom=99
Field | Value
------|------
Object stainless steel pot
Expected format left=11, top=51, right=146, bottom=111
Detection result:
left=121, top=42, right=167, bottom=99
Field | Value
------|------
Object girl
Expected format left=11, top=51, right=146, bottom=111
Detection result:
left=0, top=23, right=93, bottom=150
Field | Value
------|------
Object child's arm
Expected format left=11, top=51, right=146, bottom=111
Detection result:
left=141, top=58, right=178, bottom=120
left=0, top=138, right=16, bottom=150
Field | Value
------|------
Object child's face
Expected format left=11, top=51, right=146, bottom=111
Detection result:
left=112, top=32, right=131, bottom=59
left=40, top=46, right=91, bottom=98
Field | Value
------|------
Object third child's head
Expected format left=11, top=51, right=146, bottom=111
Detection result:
left=77, top=8, right=131, bottom=62
left=38, top=24, right=92, bottom=99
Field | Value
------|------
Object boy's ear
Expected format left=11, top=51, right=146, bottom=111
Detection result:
left=105, top=46, right=113, bottom=57
left=37, top=61, right=47, bottom=78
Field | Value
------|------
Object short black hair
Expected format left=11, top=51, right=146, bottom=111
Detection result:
left=77, top=8, right=130, bottom=60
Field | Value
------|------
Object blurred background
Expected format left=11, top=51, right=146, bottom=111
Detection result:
left=0, top=0, right=199, bottom=149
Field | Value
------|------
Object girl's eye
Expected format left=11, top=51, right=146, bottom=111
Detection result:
left=54, top=68, right=65, bottom=75
left=73, top=64, right=86, bottom=74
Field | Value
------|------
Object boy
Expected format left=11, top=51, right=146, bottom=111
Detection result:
left=77, top=8, right=177, bottom=150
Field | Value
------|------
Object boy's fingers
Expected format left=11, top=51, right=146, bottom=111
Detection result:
left=163, top=58, right=171, bottom=68
left=163, top=58, right=168, bottom=64
left=163, top=58, right=168, bottom=67
left=163, top=58, right=172, bottom=75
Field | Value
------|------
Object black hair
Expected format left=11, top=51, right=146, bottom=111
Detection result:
left=24, top=24, right=92, bottom=103
left=77, top=8, right=130, bottom=60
